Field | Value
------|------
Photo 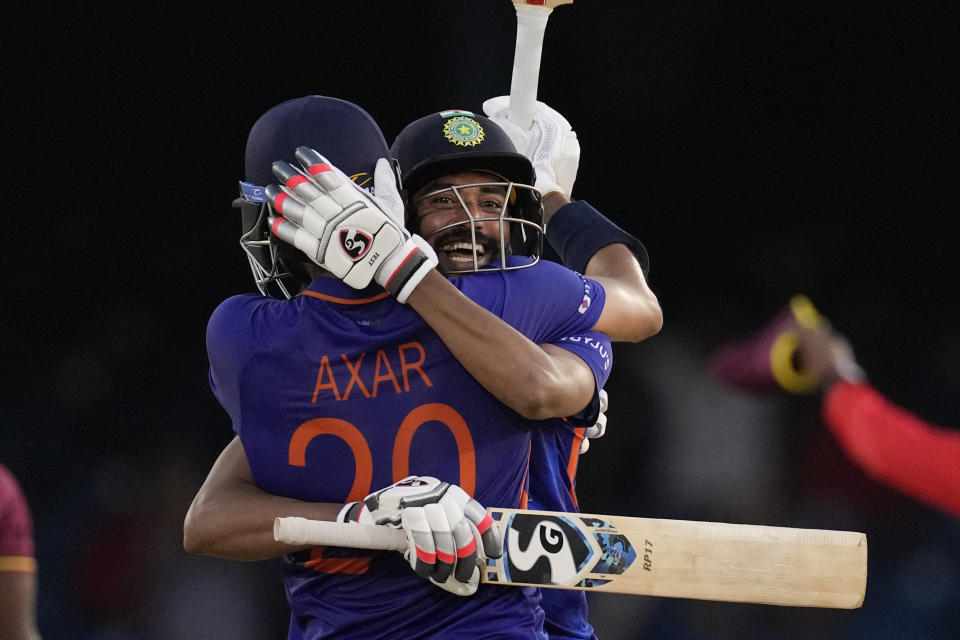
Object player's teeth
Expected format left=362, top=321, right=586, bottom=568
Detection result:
left=441, top=242, right=484, bottom=255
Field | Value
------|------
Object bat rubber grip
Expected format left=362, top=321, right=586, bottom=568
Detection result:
left=273, top=517, right=408, bottom=552
left=509, top=5, right=552, bottom=129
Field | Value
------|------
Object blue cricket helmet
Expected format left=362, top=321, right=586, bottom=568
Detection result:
left=237, top=95, right=394, bottom=298
left=244, top=95, right=390, bottom=190
left=390, top=110, right=535, bottom=195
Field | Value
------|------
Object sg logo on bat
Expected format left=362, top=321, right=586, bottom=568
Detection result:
left=486, top=511, right=639, bottom=589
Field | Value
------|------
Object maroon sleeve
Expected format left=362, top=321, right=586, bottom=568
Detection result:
left=823, top=381, right=960, bottom=519
left=0, top=464, right=36, bottom=572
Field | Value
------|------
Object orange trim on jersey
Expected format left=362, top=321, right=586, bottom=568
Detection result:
left=300, top=290, right=390, bottom=305
left=567, top=427, right=586, bottom=509
left=518, top=441, right=531, bottom=509
left=0, top=556, right=37, bottom=573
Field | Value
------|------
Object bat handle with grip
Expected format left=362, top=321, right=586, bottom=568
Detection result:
left=509, top=5, right=553, bottom=130
left=273, top=517, right=409, bottom=552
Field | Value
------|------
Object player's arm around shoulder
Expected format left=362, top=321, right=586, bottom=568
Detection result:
left=183, top=437, right=341, bottom=560
left=407, top=270, right=596, bottom=419
left=544, top=196, right=663, bottom=343
left=206, top=293, right=294, bottom=353
left=587, top=242, right=663, bottom=342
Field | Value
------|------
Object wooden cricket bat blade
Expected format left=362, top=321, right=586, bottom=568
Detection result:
left=275, top=508, right=866, bottom=609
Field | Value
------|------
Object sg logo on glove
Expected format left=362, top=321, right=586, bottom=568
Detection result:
left=339, top=228, right=373, bottom=261
left=266, top=147, right=439, bottom=302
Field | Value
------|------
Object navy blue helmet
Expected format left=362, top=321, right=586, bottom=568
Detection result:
left=236, top=95, right=395, bottom=298
left=391, top=110, right=535, bottom=195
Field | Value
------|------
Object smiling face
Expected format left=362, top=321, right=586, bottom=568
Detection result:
left=411, top=171, right=514, bottom=274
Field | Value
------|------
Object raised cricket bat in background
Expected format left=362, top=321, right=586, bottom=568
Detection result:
left=508, top=0, right=574, bottom=129
left=275, top=507, right=867, bottom=609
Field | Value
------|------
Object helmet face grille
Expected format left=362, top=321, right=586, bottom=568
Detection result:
left=237, top=198, right=300, bottom=299
left=411, top=180, right=544, bottom=275
left=392, top=111, right=542, bottom=274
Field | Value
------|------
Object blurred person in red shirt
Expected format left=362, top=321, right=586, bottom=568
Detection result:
left=796, top=322, right=960, bottom=520
left=711, top=296, right=960, bottom=520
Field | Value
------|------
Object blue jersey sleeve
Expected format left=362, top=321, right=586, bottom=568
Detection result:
left=207, top=295, right=251, bottom=428
left=205, top=270, right=610, bottom=639
left=205, top=293, right=280, bottom=435
left=456, top=259, right=606, bottom=344
left=554, top=332, right=613, bottom=426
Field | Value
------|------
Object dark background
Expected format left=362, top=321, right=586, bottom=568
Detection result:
left=3, top=1, right=959, bottom=638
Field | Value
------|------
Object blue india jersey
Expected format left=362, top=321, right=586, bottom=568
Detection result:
left=206, top=257, right=606, bottom=640
left=531, top=334, right=611, bottom=640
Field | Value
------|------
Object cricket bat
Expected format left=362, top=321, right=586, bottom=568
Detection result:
left=508, top=0, right=574, bottom=129
left=275, top=507, right=867, bottom=609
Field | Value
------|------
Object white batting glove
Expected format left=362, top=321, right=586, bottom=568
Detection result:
left=371, top=156, right=405, bottom=226
left=579, top=388, right=608, bottom=454
left=338, top=476, right=501, bottom=596
left=482, top=95, right=580, bottom=199
left=266, top=147, right=437, bottom=302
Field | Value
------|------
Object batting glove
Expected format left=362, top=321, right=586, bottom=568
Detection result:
left=338, top=476, right=501, bottom=596
left=482, top=96, right=580, bottom=199
left=266, top=147, right=437, bottom=302
left=370, top=156, right=406, bottom=226
left=579, top=388, right=608, bottom=454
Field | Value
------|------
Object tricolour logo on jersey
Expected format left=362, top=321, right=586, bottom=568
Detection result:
left=443, top=116, right=485, bottom=147
left=578, top=294, right=592, bottom=314
left=578, top=279, right=592, bottom=314
left=339, top=228, right=373, bottom=260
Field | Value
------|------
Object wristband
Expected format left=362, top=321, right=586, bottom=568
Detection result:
left=375, top=235, right=439, bottom=304
left=546, top=200, right=650, bottom=276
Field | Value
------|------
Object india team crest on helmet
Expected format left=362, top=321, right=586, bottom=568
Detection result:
left=443, top=116, right=485, bottom=147
left=338, top=228, right=373, bottom=261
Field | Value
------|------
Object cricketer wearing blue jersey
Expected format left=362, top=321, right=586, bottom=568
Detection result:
left=206, top=257, right=610, bottom=639
left=395, top=100, right=652, bottom=640
left=481, top=95, right=657, bottom=640
left=186, top=97, right=659, bottom=640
